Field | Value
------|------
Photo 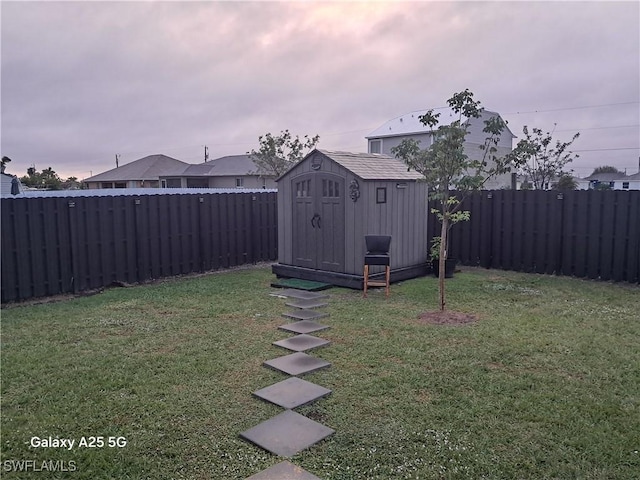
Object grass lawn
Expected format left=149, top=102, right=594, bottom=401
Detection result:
left=1, top=266, right=639, bottom=479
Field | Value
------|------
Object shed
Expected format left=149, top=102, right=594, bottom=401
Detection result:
left=272, top=149, right=429, bottom=289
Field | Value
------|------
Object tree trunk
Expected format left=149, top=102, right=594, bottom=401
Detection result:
left=439, top=216, right=449, bottom=311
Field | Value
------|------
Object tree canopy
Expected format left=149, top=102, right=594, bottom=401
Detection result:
left=513, top=125, right=580, bottom=190
left=590, top=165, right=621, bottom=175
left=248, top=130, right=320, bottom=177
left=20, top=167, right=63, bottom=190
left=392, top=89, right=521, bottom=310
left=552, top=173, right=579, bottom=190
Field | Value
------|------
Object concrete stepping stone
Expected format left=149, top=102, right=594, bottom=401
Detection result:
left=285, top=298, right=329, bottom=309
left=279, top=320, right=330, bottom=334
left=246, top=460, right=321, bottom=480
left=240, top=410, right=334, bottom=458
left=253, top=377, right=332, bottom=409
left=271, top=289, right=329, bottom=300
left=283, top=309, right=329, bottom=321
left=273, top=334, right=330, bottom=352
left=264, top=352, right=331, bottom=376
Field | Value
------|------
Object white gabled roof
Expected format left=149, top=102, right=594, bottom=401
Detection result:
left=367, top=108, right=515, bottom=139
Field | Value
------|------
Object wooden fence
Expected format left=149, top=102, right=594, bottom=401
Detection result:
left=1, top=191, right=277, bottom=302
left=428, top=190, right=640, bottom=283
left=3, top=189, right=638, bottom=303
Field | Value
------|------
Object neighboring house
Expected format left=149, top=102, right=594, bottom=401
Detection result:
left=624, top=172, right=640, bottom=190
left=366, top=108, right=516, bottom=189
left=576, top=172, right=640, bottom=190
left=0, top=172, right=23, bottom=196
left=83, top=154, right=189, bottom=189
left=159, top=154, right=276, bottom=189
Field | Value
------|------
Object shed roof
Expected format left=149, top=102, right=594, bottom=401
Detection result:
left=319, top=149, right=422, bottom=181
left=84, top=154, right=188, bottom=182
left=367, top=108, right=515, bottom=139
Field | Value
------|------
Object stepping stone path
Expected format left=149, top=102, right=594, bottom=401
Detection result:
left=240, top=288, right=334, bottom=479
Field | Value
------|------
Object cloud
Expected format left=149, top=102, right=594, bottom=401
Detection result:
left=1, top=1, right=638, bottom=179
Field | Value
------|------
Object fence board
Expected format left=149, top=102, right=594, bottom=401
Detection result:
left=1, top=192, right=279, bottom=303
left=427, top=190, right=639, bottom=285
left=2, top=189, right=638, bottom=303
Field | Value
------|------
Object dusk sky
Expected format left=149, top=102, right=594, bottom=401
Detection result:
left=2, top=1, right=639, bottom=181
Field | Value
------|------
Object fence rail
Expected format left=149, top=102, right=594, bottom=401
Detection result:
left=428, top=190, right=640, bottom=284
left=1, top=191, right=277, bottom=303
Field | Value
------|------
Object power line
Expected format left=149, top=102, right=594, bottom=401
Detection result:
left=555, top=124, right=640, bottom=132
left=573, top=147, right=639, bottom=152
left=504, top=101, right=639, bottom=115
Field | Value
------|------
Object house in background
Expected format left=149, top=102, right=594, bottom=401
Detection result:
left=159, top=154, right=276, bottom=189
left=83, top=153, right=275, bottom=190
left=1, top=171, right=23, bottom=196
left=83, top=154, right=188, bottom=189
left=366, top=108, right=516, bottom=189
left=576, top=171, right=640, bottom=190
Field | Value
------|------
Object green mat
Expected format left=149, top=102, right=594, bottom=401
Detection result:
left=271, top=278, right=333, bottom=291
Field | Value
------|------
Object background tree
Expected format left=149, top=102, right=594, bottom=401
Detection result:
left=248, top=130, right=320, bottom=177
left=552, top=173, right=578, bottom=190
left=514, top=125, right=580, bottom=190
left=392, top=89, right=521, bottom=311
left=590, top=165, right=621, bottom=175
left=20, top=166, right=62, bottom=190
left=1, top=156, right=11, bottom=172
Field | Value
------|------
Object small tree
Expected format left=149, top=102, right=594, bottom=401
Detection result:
left=514, top=125, right=580, bottom=190
left=248, top=130, right=320, bottom=177
left=392, top=89, right=521, bottom=311
left=552, top=173, right=578, bottom=190
left=1, top=156, right=11, bottom=170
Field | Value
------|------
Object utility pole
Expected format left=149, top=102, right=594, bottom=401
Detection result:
left=115, top=154, right=120, bottom=168
left=204, top=145, right=209, bottom=163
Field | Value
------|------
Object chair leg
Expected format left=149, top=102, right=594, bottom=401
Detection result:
left=363, top=264, right=369, bottom=297
left=385, top=265, right=390, bottom=297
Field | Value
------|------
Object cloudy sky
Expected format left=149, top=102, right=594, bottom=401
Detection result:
left=2, top=1, right=639, bottom=181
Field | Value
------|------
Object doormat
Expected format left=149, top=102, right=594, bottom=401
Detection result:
left=271, top=278, right=333, bottom=291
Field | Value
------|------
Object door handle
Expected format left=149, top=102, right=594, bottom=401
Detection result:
left=311, top=213, right=320, bottom=228
left=317, top=215, right=322, bottom=229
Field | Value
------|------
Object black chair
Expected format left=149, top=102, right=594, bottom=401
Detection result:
left=363, top=235, right=391, bottom=297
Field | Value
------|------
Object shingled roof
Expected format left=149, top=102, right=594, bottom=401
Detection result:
left=84, top=154, right=188, bottom=182
left=180, top=154, right=259, bottom=177
left=318, top=149, right=422, bottom=181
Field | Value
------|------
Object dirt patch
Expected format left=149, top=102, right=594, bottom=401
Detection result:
left=417, top=310, right=478, bottom=325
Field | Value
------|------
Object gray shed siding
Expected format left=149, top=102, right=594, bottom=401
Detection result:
left=277, top=151, right=351, bottom=268
left=276, top=150, right=429, bottom=282
left=345, top=177, right=428, bottom=274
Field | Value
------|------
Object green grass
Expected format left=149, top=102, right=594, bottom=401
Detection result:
left=1, top=267, right=639, bottom=479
